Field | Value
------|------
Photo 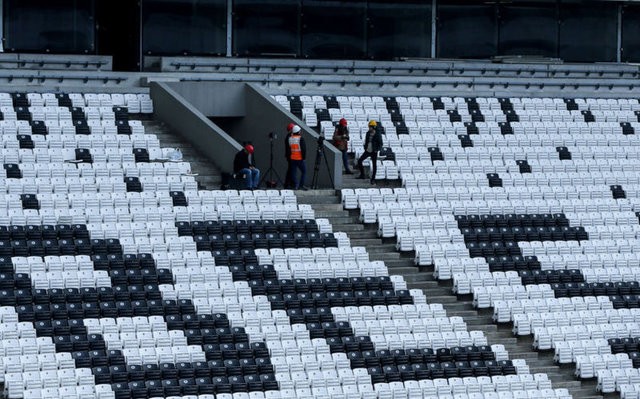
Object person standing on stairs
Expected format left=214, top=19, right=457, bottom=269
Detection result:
left=357, top=120, right=383, bottom=184
left=332, top=118, right=352, bottom=174
left=285, top=124, right=308, bottom=190
left=233, top=143, right=260, bottom=190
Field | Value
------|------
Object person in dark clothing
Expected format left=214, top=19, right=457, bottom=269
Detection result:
left=357, top=120, right=384, bottom=184
left=332, top=118, right=352, bottom=174
left=284, top=124, right=308, bottom=190
left=233, top=143, right=260, bottom=189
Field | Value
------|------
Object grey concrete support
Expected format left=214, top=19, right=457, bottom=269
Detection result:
left=431, top=0, right=437, bottom=59
left=149, top=81, right=241, bottom=173
left=0, top=0, right=3, bottom=53
left=617, top=5, right=623, bottom=63
left=163, top=81, right=246, bottom=117
left=226, top=0, right=233, bottom=57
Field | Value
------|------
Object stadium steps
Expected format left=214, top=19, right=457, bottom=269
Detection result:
left=295, top=189, right=431, bottom=290
left=337, top=155, right=402, bottom=189
left=296, top=186, right=606, bottom=399
left=142, top=119, right=222, bottom=190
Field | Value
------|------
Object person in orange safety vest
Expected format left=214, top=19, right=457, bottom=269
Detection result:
left=284, top=124, right=308, bottom=190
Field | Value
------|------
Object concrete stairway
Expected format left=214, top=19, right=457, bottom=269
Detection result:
left=142, top=119, right=222, bottom=190
left=295, top=182, right=607, bottom=399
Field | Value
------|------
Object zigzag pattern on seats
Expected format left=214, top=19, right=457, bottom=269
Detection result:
left=312, top=94, right=640, bottom=397
left=0, top=92, right=569, bottom=399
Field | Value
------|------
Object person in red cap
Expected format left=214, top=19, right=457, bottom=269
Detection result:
left=332, top=118, right=352, bottom=174
left=233, top=142, right=260, bottom=189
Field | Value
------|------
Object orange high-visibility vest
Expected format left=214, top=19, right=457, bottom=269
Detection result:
left=288, top=134, right=303, bottom=160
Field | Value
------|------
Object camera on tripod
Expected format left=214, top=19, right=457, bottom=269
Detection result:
left=260, top=131, right=283, bottom=189
left=311, top=132, right=334, bottom=189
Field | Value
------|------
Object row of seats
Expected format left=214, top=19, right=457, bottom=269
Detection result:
left=1, top=185, right=293, bottom=202
left=393, top=96, right=638, bottom=109
left=400, top=171, right=640, bottom=188
left=575, top=353, right=633, bottom=379
left=397, top=158, right=640, bottom=175
left=5, top=132, right=156, bottom=148
left=289, top=94, right=638, bottom=109
left=0, top=121, right=141, bottom=138
left=1, top=92, right=152, bottom=112
left=342, top=185, right=638, bottom=209
left=513, top=309, right=640, bottom=336
left=395, top=116, right=637, bottom=129
left=598, top=368, right=640, bottom=394
left=333, top=121, right=638, bottom=138
left=352, top=189, right=639, bottom=211
left=0, top=106, right=132, bottom=123
left=344, top=187, right=640, bottom=209
left=358, top=197, right=637, bottom=221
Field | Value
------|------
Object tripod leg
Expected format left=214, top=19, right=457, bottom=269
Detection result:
left=311, top=148, right=322, bottom=189
left=321, top=147, right=335, bottom=188
left=259, top=138, right=283, bottom=188
left=272, top=169, right=283, bottom=185
left=311, top=147, right=335, bottom=189
left=259, top=167, right=283, bottom=187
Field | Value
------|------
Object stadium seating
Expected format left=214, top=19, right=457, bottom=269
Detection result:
left=285, top=93, right=640, bottom=396
left=0, top=91, right=572, bottom=398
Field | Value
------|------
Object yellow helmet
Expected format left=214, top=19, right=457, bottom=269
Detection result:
left=368, top=120, right=377, bottom=127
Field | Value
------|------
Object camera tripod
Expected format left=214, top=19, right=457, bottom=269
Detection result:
left=311, top=136, right=335, bottom=189
left=259, top=133, right=283, bottom=188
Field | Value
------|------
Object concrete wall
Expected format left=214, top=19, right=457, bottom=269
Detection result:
left=149, top=81, right=241, bottom=173
left=164, top=81, right=246, bottom=117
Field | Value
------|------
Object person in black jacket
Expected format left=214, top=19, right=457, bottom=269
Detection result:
left=233, top=143, right=260, bottom=189
left=357, top=120, right=384, bottom=184
left=332, top=118, right=352, bottom=174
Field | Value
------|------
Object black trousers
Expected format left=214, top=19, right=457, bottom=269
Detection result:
left=357, top=151, right=378, bottom=181
left=284, top=161, right=293, bottom=188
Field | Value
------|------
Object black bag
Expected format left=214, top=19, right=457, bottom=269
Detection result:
left=220, top=172, right=232, bottom=190
left=220, top=172, right=245, bottom=190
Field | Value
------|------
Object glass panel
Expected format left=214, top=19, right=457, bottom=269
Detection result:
left=499, top=2, right=557, bottom=58
left=301, top=0, right=366, bottom=59
left=558, top=2, right=616, bottom=62
left=622, top=5, right=640, bottom=62
left=4, top=0, right=95, bottom=53
left=233, top=0, right=300, bottom=57
left=437, top=2, right=497, bottom=59
left=142, top=0, right=226, bottom=56
left=367, top=0, right=431, bottom=60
